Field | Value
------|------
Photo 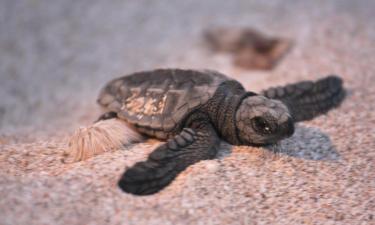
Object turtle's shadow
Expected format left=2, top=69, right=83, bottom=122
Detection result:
left=218, top=125, right=341, bottom=161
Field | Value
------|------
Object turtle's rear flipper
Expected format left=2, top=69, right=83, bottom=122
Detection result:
left=95, top=111, right=118, bottom=122
left=118, top=123, right=220, bottom=195
left=262, top=75, right=345, bottom=122
left=64, top=118, right=142, bottom=163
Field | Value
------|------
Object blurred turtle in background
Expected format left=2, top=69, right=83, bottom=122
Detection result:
left=204, top=27, right=292, bottom=70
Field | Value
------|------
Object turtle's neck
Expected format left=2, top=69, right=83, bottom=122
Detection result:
left=202, top=81, right=255, bottom=145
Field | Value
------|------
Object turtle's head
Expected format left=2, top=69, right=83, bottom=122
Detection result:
left=235, top=95, right=294, bottom=146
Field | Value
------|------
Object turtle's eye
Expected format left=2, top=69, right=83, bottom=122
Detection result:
left=251, top=116, right=273, bottom=134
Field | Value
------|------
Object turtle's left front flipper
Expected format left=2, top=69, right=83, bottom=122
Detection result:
left=118, top=122, right=220, bottom=195
left=262, top=75, right=346, bottom=122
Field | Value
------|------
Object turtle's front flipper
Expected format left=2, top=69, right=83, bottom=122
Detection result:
left=262, top=75, right=345, bottom=122
left=118, top=122, right=220, bottom=195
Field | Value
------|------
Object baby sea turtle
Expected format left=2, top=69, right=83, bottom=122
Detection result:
left=68, top=69, right=345, bottom=195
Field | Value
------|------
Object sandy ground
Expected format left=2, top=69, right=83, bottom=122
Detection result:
left=0, top=0, right=374, bottom=224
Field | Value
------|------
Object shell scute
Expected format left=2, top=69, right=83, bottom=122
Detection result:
left=97, top=69, right=231, bottom=131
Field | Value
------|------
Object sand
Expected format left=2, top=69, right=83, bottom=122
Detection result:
left=0, top=0, right=374, bottom=224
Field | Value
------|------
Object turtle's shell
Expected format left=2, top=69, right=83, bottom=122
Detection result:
left=97, top=69, right=231, bottom=136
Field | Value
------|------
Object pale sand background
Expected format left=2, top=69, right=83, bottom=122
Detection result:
left=0, top=0, right=374, bottom=224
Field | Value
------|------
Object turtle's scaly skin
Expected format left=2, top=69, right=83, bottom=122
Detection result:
left=94, top=69, right=345, bottom=195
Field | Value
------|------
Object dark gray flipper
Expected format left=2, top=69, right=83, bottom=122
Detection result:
left=95, top=111, right=118, bottom=122
left=118, top=122, right=220, bottom=195
left=262, top=75, right=345, bottom=122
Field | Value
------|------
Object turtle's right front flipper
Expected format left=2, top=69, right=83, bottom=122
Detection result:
left=118, top=122, right=220, bottom=195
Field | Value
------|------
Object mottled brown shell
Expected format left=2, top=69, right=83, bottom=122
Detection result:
left=97, top=69, right=230, bottom=134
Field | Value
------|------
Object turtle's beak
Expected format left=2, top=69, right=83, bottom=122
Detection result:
left=280, top=117, right=295, bottom=138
